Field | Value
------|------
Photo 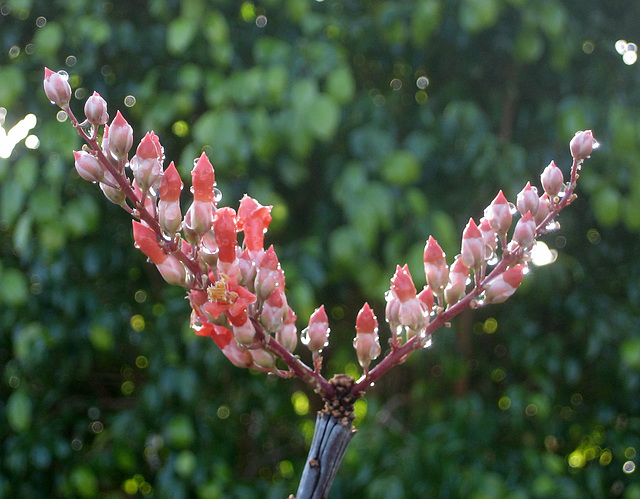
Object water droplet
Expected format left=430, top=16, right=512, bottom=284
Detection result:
left=189, top=185, right=195, bottom=194
left=471, top=298, right=486, bottom=308
left=214, top=187, right=222, bottom=203
left=57, top=70, right=69, bottom=81
left=508, top=202, right=518, bottom=216
left=487, top=252, right=499, bottom=266
left=544, top=221, right=561, bottom=232
left=148, top=186, right=158, bottom=197
left=422, top=337, right=433, bottom=349
left=416, top=76, right=429, bottom=89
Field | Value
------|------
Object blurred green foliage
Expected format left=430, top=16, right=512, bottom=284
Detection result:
left=2, top=0, right=640, bottom=497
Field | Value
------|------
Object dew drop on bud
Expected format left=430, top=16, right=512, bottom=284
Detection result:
left=57, top=70, right=70, bottom=81
left=422, top=337, right=433, bottom=349
left=214, top=187, right=222, bottom=203
left=508, top=202, right=518, bottom=216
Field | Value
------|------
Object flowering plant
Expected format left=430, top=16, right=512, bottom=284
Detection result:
left=45, top=67, right=598, bottom=497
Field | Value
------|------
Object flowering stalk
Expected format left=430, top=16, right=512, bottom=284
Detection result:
left=45, top=66, right=597, bottom=436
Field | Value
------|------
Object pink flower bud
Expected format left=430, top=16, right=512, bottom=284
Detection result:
left=73, top=150, right=103, bottom=183
left=238, top=248, right=259, bottom=289
left=232, top=315, right=257, bottom=346
left=159, top=161, right=183, bottom=202
left=424, top=236, right=449, bottom=292
left=156, top=255, right=187, bottom=286
left=302, top=305, right=330, bottom=353
left=534, top=193, right=551, bottom=226
left=516, top=182, right=539, bottom=216
left=513, top=211, right=536, bottom=248
left=444, top=257, right=469, bottom=306
left=353, top=303, right=381, bottom=371
left=43, top=68, right=71, bottom=107
left=237, top=195, right=273, bottom=252
left=195, top=323, right=253, bottom=369
left=540, top=161, right=564, bottom=197
left=184, top=200, right=213, bottom=237
left=254, top=246, right=285, bottom=301
left=386, top=265, right=428, bottom=336
left=158, top=163, right=183, bottom=235
left=130, top=133, right=163, bottom=191
left=390, top=264, right=417, bottom=301
left=276, top=307, right=298, bottom=352
left=260, top=288, right=287, bottom=333
left=191, top=152, right=216, bottom=203
left=484, top=264, right=525, bottom=304
left=84, top=91, right=108, bottom=125
left=484, top=190, right=512, bottom=235
left=570, top=130, right=598, bottom=160
left=100, top=181, right=125, bottom=206
left=251, top=349, right=276, bottom=371
left=417, top=286, right=434, bottom=314
left=479, top=218, right=497, bottom=253
left=213, top=207, right=238, bottom=264
left=107, top=111, right=133, bottom=159
left=461, top=218, right=485, bottom=268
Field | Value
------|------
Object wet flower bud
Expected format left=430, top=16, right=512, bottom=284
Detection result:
left=195, top=323, right=253, bottom=369
left=184, top=200, right=213, bottom=238
left=260, top=288, right=287, bottom=333
left=479, top=218, right=497, bottom=253
left=513, top=211, right=536, bottom=248
left=385, top=265, right=428, bottom=337
left=232, top=315, right=257, bottom=346
left=484, top=264, right=525, bottom=304
left=130, top=131, right=163, bottom=191
left=484, top=190, right=512, bottom=235
left=570, top=130, right=598, bottom=160
left=353, top=303, right=381, bottom=371
left=461, top=218, right=485, bottom=268
left=251, top=349, right=276, bottom=371
left=43, top=68, right=71, bottom=107
left=158, top=162, right=183, bottom=236
left=73, top=150, right=103, bottom=183
left=213, top=207, right=238, bottom=264
left=301, top=305, right=330, bottom=353
left=423, top=236, right=449, bottom=293
left=254, top=246, right=285, bottom=301
left=541, top=161, right=564, bottom=197
left=534, top=193, right=551, bottom=226
left=191, top=152, right=216, bottom=203
left=107, top=111, right=133, bottom=159
left=516, top=182, right=539, bottom=216
left=237, top=195, right=273, bottom=253
left=444, top=257, right=469, bottom=306
left=417, top=286, right=434, bottom=315
left=84, top=91, right=109, bottom=125
left=276, top=307, right=298, bottom=353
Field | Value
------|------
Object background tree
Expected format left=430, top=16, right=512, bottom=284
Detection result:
left=1, top=1, right=640, bottom=497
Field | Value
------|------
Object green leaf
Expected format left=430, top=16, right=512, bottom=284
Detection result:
left=0, top=268, right=28, bottom=306
left=89, top=324, right=114, bottom=352
left=326, top=66, right=356, bottom=105
left=167, top=17, right=198, bottom=55
left=70, top=466, right=99, bottom=499
left=381, top=150, right=421, bottom=186
left=6, top=389, right=33, bottom=433
left=459, top=0, right=500, bottom=33
left=164, top=414, right=196, bottom=449
left=307, top=94, right=340, bottom=141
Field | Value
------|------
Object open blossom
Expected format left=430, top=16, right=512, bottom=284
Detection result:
left=423, top=236, right=449, bottom=293
left=460, top=218, right=484, bottom=268
left=484, top=190, right=512, bottom=235
left=353, top=303, right=381, bottom=371
left=43, top=68, right=71, bottom=107
left=302, top=305, right=330, bottom=353
left=484, top=264, right=525, bottom=304
left=203, top=273, right=257, bottom=326
left=195, top=322, right=253, bottom=369
left=570, top=130, right=598, bottom=160
left=540, top=161, right=564, bottom=197
left=385, top=264, right=428, bottom=337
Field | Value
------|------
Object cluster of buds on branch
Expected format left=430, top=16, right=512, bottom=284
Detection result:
left=44, top=68, right=598, bottom=402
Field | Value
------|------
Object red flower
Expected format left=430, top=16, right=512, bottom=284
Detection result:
left=204, top=273, right=256, bottom=326
left=195, top=322, right=253, bottom=368
left=213, top=207, right=238, bottom=264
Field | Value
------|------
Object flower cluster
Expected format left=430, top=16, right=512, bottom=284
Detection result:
left=45, top=68, right=597, bottom=398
